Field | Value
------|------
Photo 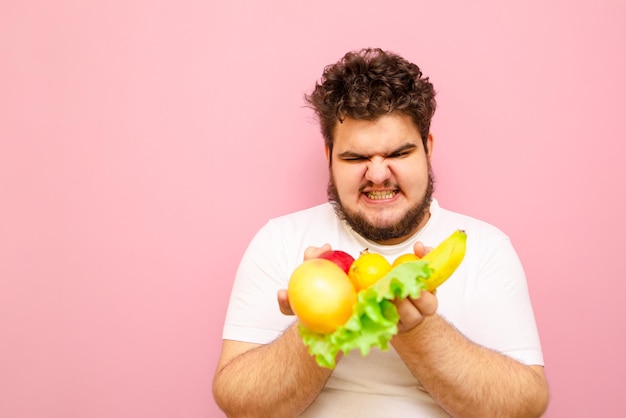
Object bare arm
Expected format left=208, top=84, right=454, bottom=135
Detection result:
left=213, top=244, right=335, bottom=418
left=392, top=311, right=549, bottom=417
left=212, top=323, right=333, bottom=418
left=391, top=242, right=549, bottom=417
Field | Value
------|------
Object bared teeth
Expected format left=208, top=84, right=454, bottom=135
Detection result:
left=366, top=190, right=396, bottom=200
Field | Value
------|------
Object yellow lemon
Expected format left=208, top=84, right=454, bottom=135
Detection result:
left=348, top=250, right=392, bottom=291
left=391, top=253, right=421, bottom=268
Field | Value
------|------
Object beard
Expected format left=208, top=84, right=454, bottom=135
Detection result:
left=327, top=168, right=435, bottom=243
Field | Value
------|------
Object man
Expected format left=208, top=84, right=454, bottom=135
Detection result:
left=213, top=48, right=549, bottom=417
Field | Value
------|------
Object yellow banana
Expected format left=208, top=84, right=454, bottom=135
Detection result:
left=421, top=229, right=467, bottom=291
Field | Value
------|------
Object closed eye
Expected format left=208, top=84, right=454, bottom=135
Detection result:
left=337, top=143, right=418, bottom=162
left=338, top=151, right=369, bottom=162
left=388, top=144, right=418, bottom=159
left=388, top=150, right=412, bottom=158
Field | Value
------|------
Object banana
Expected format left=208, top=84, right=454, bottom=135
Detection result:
left=421, top=229, right=467, bottom=291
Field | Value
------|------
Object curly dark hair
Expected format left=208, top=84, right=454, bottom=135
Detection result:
left=305, top=48, right=437, bottom=155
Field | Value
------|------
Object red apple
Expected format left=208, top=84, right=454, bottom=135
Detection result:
left=318, top=250, right=355, bottom=275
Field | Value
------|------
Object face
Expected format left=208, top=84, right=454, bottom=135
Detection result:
left=326, top=113, right=434, bottom=245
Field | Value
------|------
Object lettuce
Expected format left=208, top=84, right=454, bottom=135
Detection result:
left=298, top=260, right=432, bottom=368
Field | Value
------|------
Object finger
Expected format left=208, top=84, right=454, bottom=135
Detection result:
left=413, top=241, right=427, bottom=258
left=413, top=241, right=434, bottom=258
left=304, top=243, right=332, bottom=260
left=394, top=298, right=425, bottom=333
left=394, top=291, right=439, bottom=333
left=412, top=291, right=438, bottom=316
left=277, top=289, right=294, bottom=315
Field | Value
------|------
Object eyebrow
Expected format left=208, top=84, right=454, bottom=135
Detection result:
left=337, top=142, right=418, bottom=159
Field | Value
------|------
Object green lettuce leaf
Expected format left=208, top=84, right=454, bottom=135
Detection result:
left=298, top=260, right=432, bottom=368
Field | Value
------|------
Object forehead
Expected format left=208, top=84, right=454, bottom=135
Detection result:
left=332, top=114, right=422, bottom=152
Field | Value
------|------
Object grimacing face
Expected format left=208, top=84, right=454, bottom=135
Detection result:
left=326, top=113, right=434, bottom=245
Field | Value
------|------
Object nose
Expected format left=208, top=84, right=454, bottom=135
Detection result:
left=365, top=157, right=391, bottom=184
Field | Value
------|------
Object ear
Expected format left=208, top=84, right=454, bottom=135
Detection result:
left=425, top=133, right=434, bottom=160
left=324, top=144, right=331, bottom=165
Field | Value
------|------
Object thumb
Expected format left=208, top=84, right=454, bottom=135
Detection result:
left=304, top=243, right=332, bottom=260
left=277, top=289, right=294, bottom=316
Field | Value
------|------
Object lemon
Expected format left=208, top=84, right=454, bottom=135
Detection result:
left=392, top=253, right=420, bottom=268
left=348, top=250, right=392, bottom=291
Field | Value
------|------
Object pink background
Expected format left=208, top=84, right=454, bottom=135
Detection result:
left=2, top=1, right=625, bottom=417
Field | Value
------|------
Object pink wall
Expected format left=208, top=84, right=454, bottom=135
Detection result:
left=2, top=1, right=625, bottom=417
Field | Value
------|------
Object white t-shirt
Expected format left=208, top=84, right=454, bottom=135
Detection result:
left=222, top=199, right=544, bottom=417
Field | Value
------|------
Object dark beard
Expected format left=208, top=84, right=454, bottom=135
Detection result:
left=327, top=168, right=435, bottom=243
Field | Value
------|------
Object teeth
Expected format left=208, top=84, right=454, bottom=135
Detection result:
left=367, top=190, right=396, bottom=200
